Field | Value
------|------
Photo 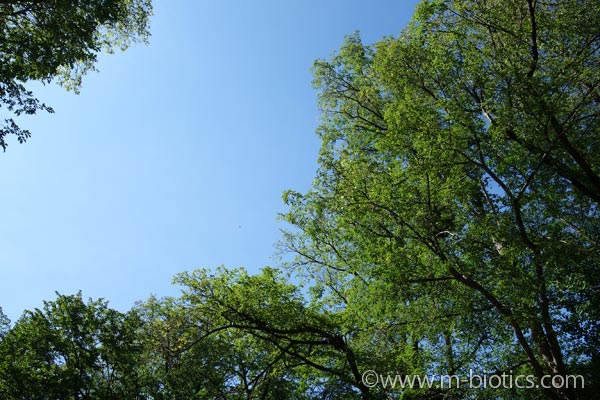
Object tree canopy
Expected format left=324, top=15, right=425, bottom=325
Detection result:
left=1, top=0, right=598, bottom=399
left=0, top=292, right=144, bottom=399
left=0, top=0, right=152, bottom=150
left=279, top=0, right=599, bottom=398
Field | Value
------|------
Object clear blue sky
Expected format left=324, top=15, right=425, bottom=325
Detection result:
left=0, top=0, right=419, bottom=322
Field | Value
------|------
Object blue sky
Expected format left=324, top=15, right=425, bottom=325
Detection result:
left=0, top=0, right=419, bottom=322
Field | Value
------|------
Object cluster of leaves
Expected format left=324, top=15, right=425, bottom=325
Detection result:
left=0, top=0, right=152, bottom=150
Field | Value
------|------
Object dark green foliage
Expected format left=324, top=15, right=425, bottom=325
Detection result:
left=0, top=0, right=152, bottom=150
left=0, top=292, right=145, bottom=399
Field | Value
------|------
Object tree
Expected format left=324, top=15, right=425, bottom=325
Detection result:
left=0, top=292, right=145, bottom=399
left=155, top=267, right=364, bottom=399
left=136, top=278, right=322, bottom=399
left=0, top=0, right=152, bottom=150
left=279, top=1, right=599, bottom=399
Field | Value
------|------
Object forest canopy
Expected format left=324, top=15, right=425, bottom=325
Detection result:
left=1, top=0, right=599, bottom=399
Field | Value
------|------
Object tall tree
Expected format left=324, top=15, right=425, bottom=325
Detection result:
left=0, top=0, right=152, bottom=150
left=134, top=275, right=326, bottom=400
left=0, top=292, right=145, bottom=399
left=170, top=267, right=364, bottom=399
left=279, top=1, right=599, bottom=399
